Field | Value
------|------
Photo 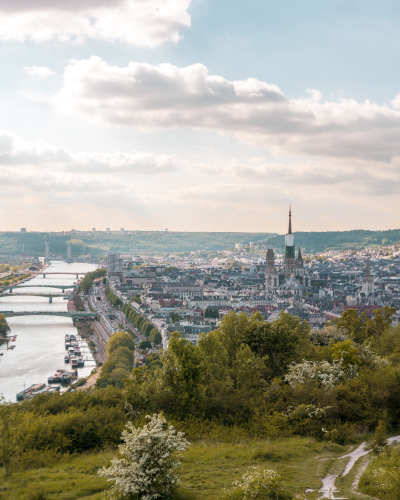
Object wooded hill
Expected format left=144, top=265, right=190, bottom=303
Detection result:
left=0, top=228, right=399, bottom=256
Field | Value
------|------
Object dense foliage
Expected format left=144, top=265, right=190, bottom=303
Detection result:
left=80, top=268, right=107, bottom=294
left=96, top=332, right=136, bottom=389
left=0, top=314, right=10, bottom=337
left=122, top=304, right=161, bottom=340
left=2, top=308, right=400, bottom=487
left=105, top=286, right=122, bottom=307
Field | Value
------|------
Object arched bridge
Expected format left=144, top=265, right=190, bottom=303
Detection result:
left=2, top=311, right=98, bottom=321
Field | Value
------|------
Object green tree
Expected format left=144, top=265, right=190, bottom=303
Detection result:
left=245, top=312, right=310, bottom=377
left=80, top=275, right=93, bottom=294
left=365, top=307, right=396, bottom=337
left=139, top=340, right=152, bottom=350
left=108, top=331, right=136, bottom=355
left=232, top=344, right=266, bottom=392
left=336, top=308, right=367, bottom=343
left=169, top=312, right=181, bottom=323
left=0, top=314, right=11, bottom=337
left=214, top=311, right=253, bottom=366
left=160, top=332, right=204, bottom=413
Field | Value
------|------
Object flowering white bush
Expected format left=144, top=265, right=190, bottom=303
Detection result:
left=285, top=342, right=388, bottom=391
left=224, top=467, right=282, bottom=499
left=309, top=325, right=348, bottom=346
left=283, top=404, right=332, bottom=421
left=284, top=359, right=348, bottom=390
left=98, top=413, right=190, bottom=500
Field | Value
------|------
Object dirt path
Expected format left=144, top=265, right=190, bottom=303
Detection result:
left=318, top=435, right=400, bottom=499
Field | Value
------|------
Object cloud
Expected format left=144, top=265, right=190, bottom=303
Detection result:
left=54, top=57, right=400, bottom=162
left=188, top=157, right=400, bottom=195
left=0, top=130, right=177, bottom=174
left=0, top=0, right=191, bottom=46
left=23, top=65, right=55, bottom=77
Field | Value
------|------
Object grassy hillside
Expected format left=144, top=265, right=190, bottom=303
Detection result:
left=0, top=436, right=353, bottom=500
left=1, top=228, right=400, bottom=256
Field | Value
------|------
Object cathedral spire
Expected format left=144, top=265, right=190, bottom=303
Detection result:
left=288, top=205, right=292, bottom=234
left=365, top=254, right=371, bottom=280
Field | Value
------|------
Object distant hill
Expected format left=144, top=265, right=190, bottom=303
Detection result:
left=0, top=229, right=399, bottom=257
left=266, top=229, right=400, bottom=253
left=0, top=231, right=273, bottom=257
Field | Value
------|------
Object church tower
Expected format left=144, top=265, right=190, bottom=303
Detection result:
left=284, top=206, right=296, bottom=277
left=295, top=248, right=304, bottom=276
left=265, top=249, right=278, bottom=294
left=361, top=255, right=374, bottom=297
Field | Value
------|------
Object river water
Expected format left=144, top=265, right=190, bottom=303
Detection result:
left=0, top=261, right=98, bottom=402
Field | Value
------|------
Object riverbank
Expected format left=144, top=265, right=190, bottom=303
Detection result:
left=0, top=261, right=98, bottom=401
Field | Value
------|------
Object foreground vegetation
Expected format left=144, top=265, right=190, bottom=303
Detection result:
left=0, top=433, right=356, bottom=500
left=1, top=308, right=400, bottom=499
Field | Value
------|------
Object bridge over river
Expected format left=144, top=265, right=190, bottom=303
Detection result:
left=0, top=284, right=76, bottom=293
left=2, top=311, right=98, bottom=322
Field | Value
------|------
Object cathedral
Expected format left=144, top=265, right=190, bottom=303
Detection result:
left=265, top=207, right=309, bottom=295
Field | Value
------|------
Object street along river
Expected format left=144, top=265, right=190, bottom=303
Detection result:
left=0, top=260, right=98, bottom=401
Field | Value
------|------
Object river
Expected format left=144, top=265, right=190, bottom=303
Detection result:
left=0, top=261, right=98, bottom=402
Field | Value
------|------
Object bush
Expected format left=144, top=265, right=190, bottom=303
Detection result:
left=98, top=413, right=190, bottom=500
left=224, top=467, right=284, bottom=500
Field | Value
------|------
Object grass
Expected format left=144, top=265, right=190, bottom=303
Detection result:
left=0, top=436, right=353, bottom=500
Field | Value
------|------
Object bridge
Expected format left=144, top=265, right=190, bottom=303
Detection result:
left=0, top=284, right=76, bottom=293
left=0, top=292, right=68, bottom=302
left=2, top=311, right=98, bottom=322
left=40, top=272, right=86, bottom=278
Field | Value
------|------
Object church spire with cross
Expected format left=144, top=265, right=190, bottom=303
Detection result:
left=284, top=205, right=296, bottom=277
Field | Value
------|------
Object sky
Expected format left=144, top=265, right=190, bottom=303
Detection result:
left=1, top=0, right=400, bottom=233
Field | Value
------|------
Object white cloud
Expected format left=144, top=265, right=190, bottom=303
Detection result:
left=23, top=65, right=55, bottom=77
left=0, top=0, right=191, bottom=46
left=0, top=130, right=177, bottom=174
left=54, top=57, right=400, bottom=162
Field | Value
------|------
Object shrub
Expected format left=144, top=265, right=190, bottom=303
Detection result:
left=98, top=413, right=190, bottom=500
left=224, top=466, right=283, bottom=500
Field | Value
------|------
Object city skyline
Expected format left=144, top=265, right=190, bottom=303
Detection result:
left=1, top=1, right=400, bottom=232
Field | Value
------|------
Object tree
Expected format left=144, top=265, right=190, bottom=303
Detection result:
left=169, top=312, right=181, bottom=323
left=335, top=308, right=367, bottom=343
left=108, top=331, right=136, bottom=355
left=205, top=306, right=219, bottom=319
left=215, top=311, right=253, bottom=366
left=152, top=331, right=162, bottom=346
left=102, top=277, right=106, bottom=285
left=0, top=314, right=11, bottom=337
left=80, top=275, right=93, bottom=294
left=232, top=345, right=266, bottom=392
left=130, top=295, right=142, bottom=304
left=197, top=330, right=229, bottom=384
left=160, top=332, right=205, bottom=412
left=245, top=312, right=310, bottom=377
left=139, top=340, right=152, bottom=350
left=0, top=396, right=13, bottom=477
left=365, top=307, right=396, bottom=337
left=98, top=414, right=190, bottom=500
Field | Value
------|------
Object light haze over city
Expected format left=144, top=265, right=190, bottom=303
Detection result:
left=0, top=0, right=399, bottom=232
